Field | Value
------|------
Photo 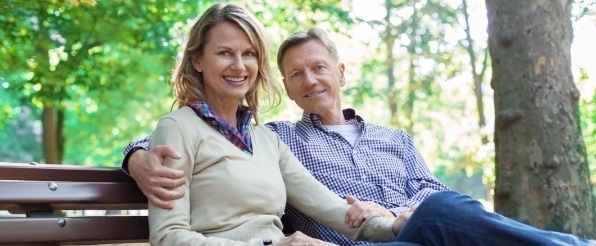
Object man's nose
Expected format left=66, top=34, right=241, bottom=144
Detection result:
left=302, top=71, right=316, bottom=86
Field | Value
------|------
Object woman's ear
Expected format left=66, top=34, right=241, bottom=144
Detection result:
left=191, top=55, right=203, bottom=73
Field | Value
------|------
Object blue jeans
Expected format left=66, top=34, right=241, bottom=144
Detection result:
left=371, top=191, right=594, bottom=246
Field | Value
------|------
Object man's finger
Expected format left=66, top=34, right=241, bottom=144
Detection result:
left=150, top=186, right=185, bottom=200
left=150, top=164, right=185, bottom=179
left=158, top=168, right=185, bottom=180
left=349, top=207, right=365, bottom=227
left=165, top=176, right=186, bottom=188
left=148, top=146, right=185, bottom=180
left=346, top=195, right=358, bottom=204
left=146, top=193, right=174, bottom=210
left=148, top=166, right=186, bottom=189
left=151, top=145, right=181, bottom=159
left=345, top=196, right=360, bottom=223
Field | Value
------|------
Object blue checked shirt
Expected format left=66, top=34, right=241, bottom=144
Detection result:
left=122, top=108, right=449, bottom=245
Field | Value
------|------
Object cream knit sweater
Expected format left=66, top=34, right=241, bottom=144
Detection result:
left=148, top=107, right=396, bottom=245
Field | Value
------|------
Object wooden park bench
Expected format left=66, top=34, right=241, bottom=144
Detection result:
left=0, top=162, right=149, bottom=245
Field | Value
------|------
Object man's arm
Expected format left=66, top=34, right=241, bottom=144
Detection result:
left=399, top=131, right=450, bottom=206
left=122, top=137, right=186, bottom=209
left=345, top=130, right=448, bottom=229
left=381, top=130, right=449, bottom=219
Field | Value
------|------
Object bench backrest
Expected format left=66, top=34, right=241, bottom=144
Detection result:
left=0, top=162, right=148, bottom=245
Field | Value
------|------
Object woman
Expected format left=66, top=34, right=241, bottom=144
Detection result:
left=148, top=3, right=400, bottom=245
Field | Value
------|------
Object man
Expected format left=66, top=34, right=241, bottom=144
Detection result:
left=123, top=28, right=594, bottom=245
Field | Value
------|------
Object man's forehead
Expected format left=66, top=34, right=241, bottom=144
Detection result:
left=282, top=42, right=333, bottom=65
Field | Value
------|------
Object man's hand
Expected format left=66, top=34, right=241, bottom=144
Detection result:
left=391, top=203, right=419, bottom=235
left=128, top=145, right=186, bottom=209
left=272, top=231, right=336, bottom=246
left=345, top=195, right=395, bottom=228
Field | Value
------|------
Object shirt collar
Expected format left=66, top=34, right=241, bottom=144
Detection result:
left=190, top=101, right=254, bottom=133
left=300, top=108, right=365, bottom=129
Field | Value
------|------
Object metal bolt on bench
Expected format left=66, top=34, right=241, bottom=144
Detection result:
left=0, top=162, right=149, bottom=245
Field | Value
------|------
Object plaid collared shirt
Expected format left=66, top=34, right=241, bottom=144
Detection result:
left=265, top=108, right=449, bottom=245
left=187, top=101, right=253, bottom=155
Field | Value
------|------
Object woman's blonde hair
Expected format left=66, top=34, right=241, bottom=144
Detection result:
left=171, top=3, right=280, bottom=124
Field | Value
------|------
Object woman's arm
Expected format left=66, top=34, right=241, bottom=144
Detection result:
left=148, top=117, right=262, bottom=246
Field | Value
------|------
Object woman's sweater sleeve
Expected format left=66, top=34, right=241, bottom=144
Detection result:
left=274, top=132, right=396, bottom=242
left=148, top=117, right=263, bottom=246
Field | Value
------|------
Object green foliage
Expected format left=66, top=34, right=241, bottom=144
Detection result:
left=433, top=165, right=487, bottom=200
left=343, top=59, right=385, bottom=106
left=0, top=0, right=593, bottom=205
left=248, top=0, right=352, bottom=37
left=579, top=86, right=596, bottom=187
left=0, top=0, right=201, bottom=165
left=573, top=0, right=596, bottom=21
left=353, top=0, right=460, bottom=128
left=0, top=0, right=355, bottom=166
left=343, top=1, right=492, bottom=197
left=0, top=105, right=42, bottom=163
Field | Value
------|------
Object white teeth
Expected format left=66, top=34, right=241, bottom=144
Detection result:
left=224, top=76, right=245, bottom=82
left=305, top=91, right=324, bottom=97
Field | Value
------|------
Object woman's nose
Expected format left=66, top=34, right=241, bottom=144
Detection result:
left=230, top=56, right=246, bottom=71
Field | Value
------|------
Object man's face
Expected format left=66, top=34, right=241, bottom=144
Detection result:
left=281, top=40, right=345, bottom=116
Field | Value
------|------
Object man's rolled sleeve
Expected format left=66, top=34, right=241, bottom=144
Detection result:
left=121, top=136, right=151, bottom=175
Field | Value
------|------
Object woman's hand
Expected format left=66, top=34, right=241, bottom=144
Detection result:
left=391, top=203, right=419, bottom=235
left=345, top=195, right=395, bottom=228
left=272, top=231, right=336, bottom=246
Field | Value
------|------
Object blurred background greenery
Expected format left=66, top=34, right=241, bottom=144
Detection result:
left=0, top=0, right=594, bottom=204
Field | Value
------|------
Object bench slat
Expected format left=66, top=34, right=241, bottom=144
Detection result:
left=0, top=162, right=131, bottom=182
left=0, top=162, right=150, bottom=244
left=0, top=216, right=148, bottom=244
left=0, top=181, right=147, bottom=211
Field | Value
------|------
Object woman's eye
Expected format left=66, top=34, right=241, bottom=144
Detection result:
left=244, top=51, right=256, bottom=57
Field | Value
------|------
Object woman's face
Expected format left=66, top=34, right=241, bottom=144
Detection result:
left=193, top=22, right=258, bottom=104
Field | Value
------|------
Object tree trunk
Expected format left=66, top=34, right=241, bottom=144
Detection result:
left=462, top=0, right=489, bottom=144
left=405, top=53, right=415, bottom=135
left=385, top=35, right=398, bottom=127
left=403, top=6, right=419, bottom=135
left=487, top=0, right=595, bottom=237
left=384, top=0, right=399, bottom=128
left=42, top=104, right=64, bottom=164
